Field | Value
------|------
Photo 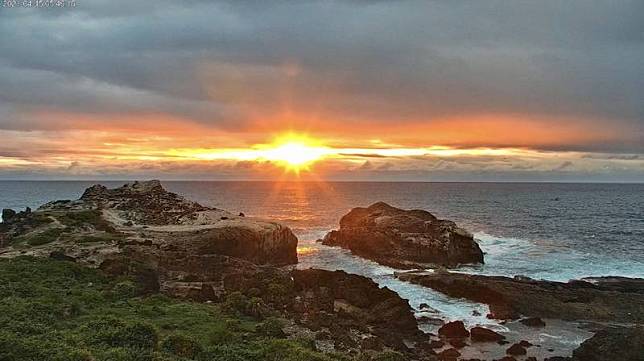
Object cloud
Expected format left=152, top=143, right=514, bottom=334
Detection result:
left=553, top=161, right=574, bottom=171
left=0, top=1, right=643, bottom=180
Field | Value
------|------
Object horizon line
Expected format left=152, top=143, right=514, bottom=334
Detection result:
left=0, top=179, right=643, bottom=185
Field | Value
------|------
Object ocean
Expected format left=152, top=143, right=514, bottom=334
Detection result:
left=1, top=181, right=642, bottom=354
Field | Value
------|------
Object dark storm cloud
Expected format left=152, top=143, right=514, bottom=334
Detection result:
left=1, top=0, right=643, bottom=152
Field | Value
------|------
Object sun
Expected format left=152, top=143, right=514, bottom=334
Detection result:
left=258, top=133, right=330, bottom=172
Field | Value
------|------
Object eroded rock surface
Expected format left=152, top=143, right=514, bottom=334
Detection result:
left=321, top=202, right=484, bottom=268
left=0, top=180, right=298, bottom=266
left=572, top=326, right=644, bottom=361
left=397, top=270, right=644, bottom=322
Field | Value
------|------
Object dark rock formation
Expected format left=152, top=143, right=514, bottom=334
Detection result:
left=397, top=270, right=644, bottom=322
left=470, top=326, right=505, bottom=342
left=506, top=343, right=527, bottom=355
left=2, top=208, right=16, bottom=222
left=291, top=269, right=423, bottom=351
left=321, top=202, right=484, bottom=268
left=580, top=276, right=644, bottom=294
left=438, top=320, right=470, bottom=338
left=572, top=327, right=644, bottom=361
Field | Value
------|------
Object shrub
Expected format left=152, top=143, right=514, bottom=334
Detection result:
left=87, top=318, right=158, bottom=349
left=256, top=317, right=286, bottom=338
left=58, top=210, right=116, bottom=232
left=113, top=280, right=139, bottom=298
left=356, top=350, right=407, bottom=361
left=207, top=322, right=238, bottom=345
left=160, top=334, right=203, bottom=358
left=15, top=228, right=65, bottom=246
left=222, top=291, right=270, bottom=318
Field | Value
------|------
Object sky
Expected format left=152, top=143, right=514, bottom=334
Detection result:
left=0, top=0, right=643, bottom=181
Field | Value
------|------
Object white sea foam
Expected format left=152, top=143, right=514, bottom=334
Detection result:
left=460, top=231, right=644, bottom=281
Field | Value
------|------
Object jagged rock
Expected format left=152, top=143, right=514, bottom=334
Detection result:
left=397, top=271, right=644, bottom=322
left=506, top=343, right=527, bottom=355
left=438, top=321, right=470, bottom=338
left=2, top=209, right=16, bottom=222
left=321, top=202, right=484, bottom=268
left=292, top=269, right=420, bottom=341
left=470, top=326, right=505, bottom=342
left=572, top=326, right=644, bottom=361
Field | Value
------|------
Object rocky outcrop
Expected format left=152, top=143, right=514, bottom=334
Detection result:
left=321, top=202, right=484, bottom=268
left=292, top=269, right=420, bottom=335
left=438, top=321, right=470, bottom=338
left=1, top=180, right=298, bottom=266
left=78, top=180, right=206, bottom=225
left=470, top=326, right=505, bottom=343
left=291, top=269, right=424, bottom=352
left=572, top=326, right=644, bottom=361
left=397, top=270, right=644, bottom=322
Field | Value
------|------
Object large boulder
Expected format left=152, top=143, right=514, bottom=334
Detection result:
left=572, top=327, right=644, bottom=361
left=321, top=202, right=483, bottom=268
left=438, top=321, right=470, bottom=338
left=470, top=326, right=505, bottom=342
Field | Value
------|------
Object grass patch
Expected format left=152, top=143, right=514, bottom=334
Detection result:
left=58, top=210, right=117, bottom=232
left=13, top=228, right=65, bottom=246
left=75, top=232, right=126, bottom=244
left=0, top=257, right=352, bottom=361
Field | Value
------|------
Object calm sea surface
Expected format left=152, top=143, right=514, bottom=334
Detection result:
left=0, top=181, right=642, bottom=350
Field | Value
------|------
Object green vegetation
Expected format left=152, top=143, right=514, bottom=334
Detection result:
left=75, top=232, right=126, bottom=244
left=13, top=228, right=65, bottom=246
left=58, top=210, right=117, bottom=232
left=0, top=257, right=351, bottom=361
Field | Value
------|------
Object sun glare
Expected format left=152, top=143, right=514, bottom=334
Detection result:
left=258, top=134, right=330, bottom=172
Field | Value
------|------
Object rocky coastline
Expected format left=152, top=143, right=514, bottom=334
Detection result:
left=1, top=184, right=642, bottom=361
left=0, top=181, right=431, bottom=360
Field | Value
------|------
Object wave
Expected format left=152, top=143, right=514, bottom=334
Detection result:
left=460, top=232, right=644, bottom=281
